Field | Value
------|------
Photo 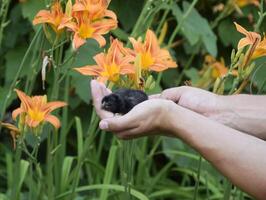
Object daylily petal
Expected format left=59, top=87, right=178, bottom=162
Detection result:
left=149, top=63, right=169, bottom=72
left=43, top=101, right=67, bottom=113
left=25, top=116, right=40, bottom=128
left=73, top=33, right=86, bottom=49
left=32, top=10, right=52, bottom=25
left=145, top=29, right=159, bottom=54
left=129, top=37, right=143, bottom=53
left=72, top=2, right=87, bottom=12
left=92, top=34, right=106, bottom=47
left=234, top=22, right=249, bottom=36
left=14, top=89, right=31, bottom=110
left=74, top=65, right=102, bottom=76
left=93, top=53, right=106, bottom=67
left=105, top=10, right=117, bottom=20
left=234, top=22, right=261, bottom=49
left=45, top=115, right=61, bottom=129
left=238, top=38, right=252, bottom=49
left=12, top=108, right=25, bottom=120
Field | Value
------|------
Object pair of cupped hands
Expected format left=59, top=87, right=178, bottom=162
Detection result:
left=91, top=80, right=221, bottom=139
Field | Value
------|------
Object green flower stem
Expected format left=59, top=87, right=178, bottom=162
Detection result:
left=0, top=0, right=10, bottom=48
left=126, top=0, right=154, bottom=46
left=167, top=0, right=198, bottom=46
left=155, top=8, right=170, bottom=35
left=10, top=138, right=23, bottom=200
left=254, top=0, right=266, bottom=32
left=175, top=52, right=196, bottom=86
left=69, top=112, right=99, bottom=200
left=193, top=156, right=202, bottom=200
left=25, top=31, right=45, bottom=94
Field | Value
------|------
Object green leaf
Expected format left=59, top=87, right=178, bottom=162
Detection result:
left=218, top=19, right=239, bottom=48
left=0, top=87, right=16, bottom=114
left=60, top=156, right=74, bottom=192
left=72, top=39, right=101, bottom=67
left=109, top=0, right=144, bottom=32
left=70, top=39, right=101, bottom=104
left=3, top=5, right=32, bottom=49
left=184, top=68, right=200, bottom=84
left=4, top=46, right=28, bottom=84
left=99, top=145, right=118, bottom=200
left=70, top=71, right=91, bottom=104
left=21, top=0, right=46, bottom=22
left=250, top=57, right=266, bottom=93
left=171, top=1, right=217, bottom=56
left=56, top=184, right=149, bottom=200
left=19, top=160, right=30, bottom=190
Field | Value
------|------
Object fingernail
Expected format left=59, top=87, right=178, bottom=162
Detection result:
left=99, top=120, right=109, bottom=130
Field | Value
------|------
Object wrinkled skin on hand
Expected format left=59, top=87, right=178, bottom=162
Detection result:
left=150, top=86, right=220, bottom=118
left=91, top=80, right=175, bottom=139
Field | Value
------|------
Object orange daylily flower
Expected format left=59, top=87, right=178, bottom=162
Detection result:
left=12, top=89, right=67, bottom=129
left=234, top=0, right=259, bottom=7
left=33, top=1, right=70, bottom=34
left=251, top=36, right=266, bottom=59
left=129, top=29, right=177, bottom=72
left=73, top=0, right=115, bottom=20
left=234, top=22, right=261, bottom=50
left=74, top=39, right=134, bottom=83
left=59, top=12, right=117, bottom=49
left=205, top=55, right=238, bottom=78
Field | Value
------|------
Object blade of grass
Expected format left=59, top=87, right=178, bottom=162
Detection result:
left=56, top=184, right=149, bottom=200
left=99, top=145, right=118, bottom=200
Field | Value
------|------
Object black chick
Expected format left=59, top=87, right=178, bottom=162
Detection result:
left=101, top=89, right=148, bottom=114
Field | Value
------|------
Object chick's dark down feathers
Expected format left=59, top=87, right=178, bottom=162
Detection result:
left=101, top=89, right=148, bottom=114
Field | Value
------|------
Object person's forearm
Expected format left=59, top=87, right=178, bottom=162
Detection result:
left=215, top=94, right=266, bottom=140
left=168, top=105, right=266, bottom=199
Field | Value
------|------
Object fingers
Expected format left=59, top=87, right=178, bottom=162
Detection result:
left=99, top=112, right=138, bottom=132
left=90, top=80, right=113, bottom=119
left=149, top=94, right=161, bottom=99
left=149, top=87, right=187, bottom=102
left=160, top=86, right=189, bottom=103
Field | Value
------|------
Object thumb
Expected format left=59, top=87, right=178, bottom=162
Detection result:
left=99, top=114, right=137, bottom=132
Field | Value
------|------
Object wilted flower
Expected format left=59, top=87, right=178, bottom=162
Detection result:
left=74, top=39, right=134, bottom=83
left=12, top=89, right=67, bottom=129
left=234, top=22, right=261, bottom=50
left=129, top=29, right=177, bottom=72
left=0, top=122, right=20, bottom=149
left=33, top=0, right=71, bottom=34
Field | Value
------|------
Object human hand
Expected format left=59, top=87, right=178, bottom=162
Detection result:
left=150, top=86, right=223, bottom=121
left=90, top=80, right=177, bottom=139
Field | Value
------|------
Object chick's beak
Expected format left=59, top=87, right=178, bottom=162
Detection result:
left=101, top=101, right=106, bottom=109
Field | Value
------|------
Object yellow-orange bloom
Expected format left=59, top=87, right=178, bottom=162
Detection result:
left=12, top=89, right=67, bottom=129
left=33, top=1, right=70, bottom=34
left=129, top=29, right=177, bottom=72
left=59, top=12, right=117, bottom=49
left=74, top=39, right=134, bottom=83
left=234, top=22, right=261, bottom=50
left=73, top=0, right=114, bottom=20
left=234, top=0, right=259, bottom=7
left=251, top=36, right=266, bottom=59
left=205, top=55, right=237, bottom=78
